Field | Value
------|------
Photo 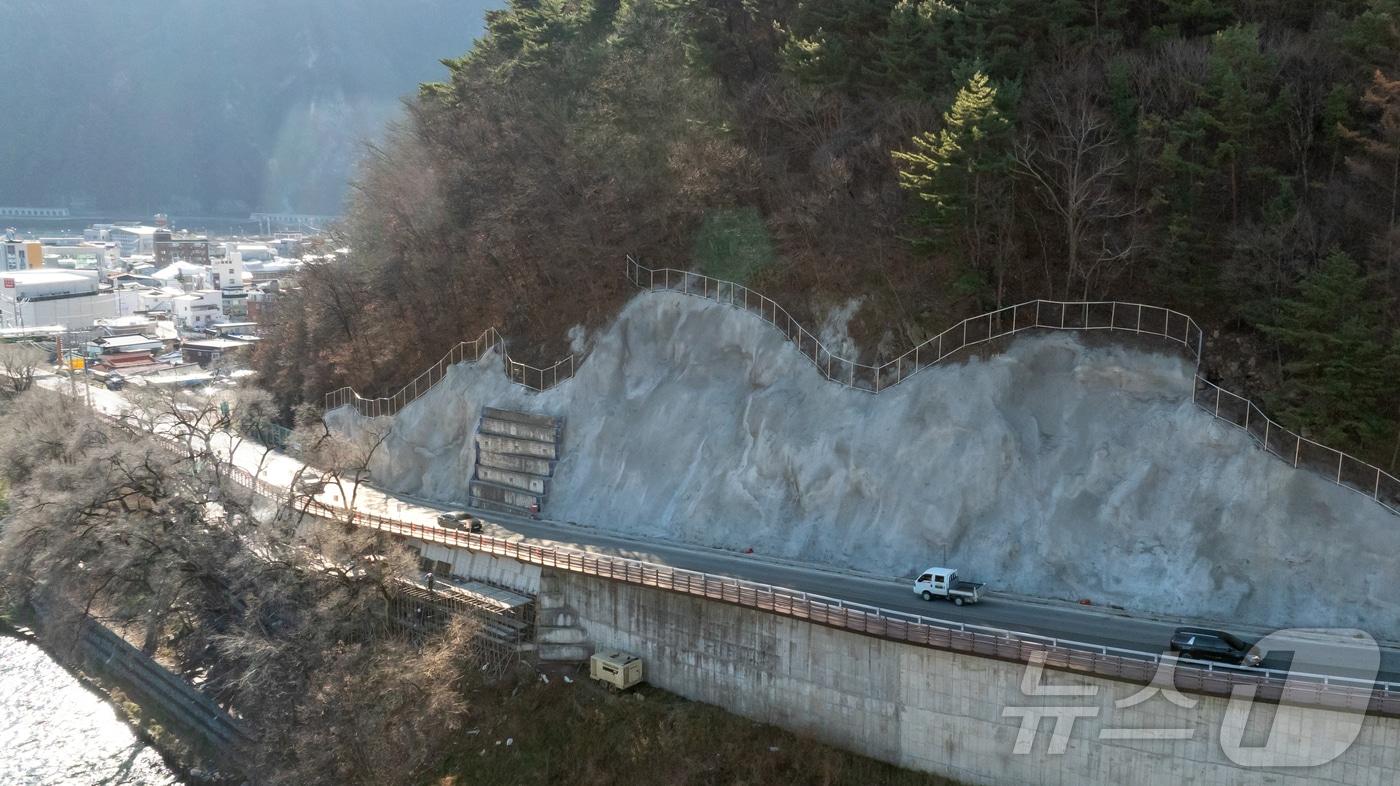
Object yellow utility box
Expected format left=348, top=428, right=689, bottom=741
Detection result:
left=589, top=650, right=643, bottom=690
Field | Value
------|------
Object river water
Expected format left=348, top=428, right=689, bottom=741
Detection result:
left=0, top=635, right=182, bottom=785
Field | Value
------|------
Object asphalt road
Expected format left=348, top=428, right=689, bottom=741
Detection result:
left=48, top=376, right=1400, bottom=687
left=366, top=490, right=1400, bottom=685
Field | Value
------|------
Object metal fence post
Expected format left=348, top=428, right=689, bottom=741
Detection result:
left=1294, top=436, right=1301, bottom=468
left=1337, top=453, right=1345, bottom=484
left=1214, top=386, right=1221, bottom=419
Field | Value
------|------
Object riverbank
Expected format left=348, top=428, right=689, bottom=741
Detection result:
left=0, top=615, right=227, bottom=785
left=0, top=619, right=184, bottom=785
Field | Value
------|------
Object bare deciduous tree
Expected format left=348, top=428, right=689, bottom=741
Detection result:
left=0, top=388, right=483, bottom=784
left=0, top=342, right=47, bottom=397
left=1015, top=62, right=1141, bottom=299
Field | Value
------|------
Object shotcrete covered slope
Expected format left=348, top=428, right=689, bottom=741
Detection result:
left=329, top=292, right=1400, bottom=635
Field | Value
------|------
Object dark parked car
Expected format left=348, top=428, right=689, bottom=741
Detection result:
left=436, top=510, right=482, bottom=533
left=1169, top=627, right=1263, bottom=666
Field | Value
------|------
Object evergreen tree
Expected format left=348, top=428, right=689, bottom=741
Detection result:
left=1342, top=0, right=1400, bottom=69
left=1147, top=0, right=1234, bottom=40
left=893, top=71, right=1014, bottom=301
left=1264, top=250, right=1397, bottom=450
left=893, top=71, right=1011, bottom=229
left=866, top=0, right=954, bottom=99
left=1204, top=24, right=1279, bottom=223
left=781, top=0, right=898, bottom=93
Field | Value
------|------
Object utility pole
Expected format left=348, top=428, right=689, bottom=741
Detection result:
left=58, top=334, right=75, bottom=399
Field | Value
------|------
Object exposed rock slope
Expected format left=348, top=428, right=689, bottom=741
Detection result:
left=328, top=292, right=1400, bottom=635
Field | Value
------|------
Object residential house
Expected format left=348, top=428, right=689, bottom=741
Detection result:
left=181, top=336, right=253, bottom=367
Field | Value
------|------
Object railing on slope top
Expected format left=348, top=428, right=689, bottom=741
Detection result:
left=1193, top=378, right=1400, bottom=515
left=625, top=258, right=1400, bottom=517
left=217, top=463, right=1400, bottom=717
left=626, top=257, right=1206, bottom=391
left=317, top=257, right=1397, bottom=517
left=322, top=326, right=576, bottom=418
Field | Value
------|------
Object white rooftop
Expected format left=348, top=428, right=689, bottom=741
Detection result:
left=153, top=261, right=207, bottom=280
left=93, top=334, right=163, bottom=348
left=2, top=270, right=93, bottom=286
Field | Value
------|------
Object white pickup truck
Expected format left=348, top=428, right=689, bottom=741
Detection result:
left=912, top=567, right=985, bottom=606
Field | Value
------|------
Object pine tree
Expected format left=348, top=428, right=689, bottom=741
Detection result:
left=1204, top=24, right=1279, bottom=224
left=781, top=0, right=898, bottom=93
left=1149, top=0, right=1233, bottom=40
left=893, top=71, right=1014, bottom=302
left=865, top=0, right=952, bottom=99
left=893, top=71, right=1011, bottom=228
left=1263, top=250, right=1397, bottom=451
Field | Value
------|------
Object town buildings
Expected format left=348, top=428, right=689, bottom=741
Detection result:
left=2, top=228, right=44, bottom=272
left=0, top=269, right=120, bottom=330
left=0, top=217, right=312, bottom=376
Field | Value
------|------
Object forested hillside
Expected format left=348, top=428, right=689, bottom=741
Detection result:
left=256, top=0, right=1400, bottom=468
left=0, top=0, right=491, bottom=215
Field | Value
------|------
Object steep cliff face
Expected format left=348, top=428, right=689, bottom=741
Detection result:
left=328, top=291, right=1400, bottom=635
left=0, top=0, right=492, bottom=215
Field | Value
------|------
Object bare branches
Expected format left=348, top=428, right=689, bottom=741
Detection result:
left=0, top=343, right=47, bottom=398
left=1015, top=61, right=1141, bottom=299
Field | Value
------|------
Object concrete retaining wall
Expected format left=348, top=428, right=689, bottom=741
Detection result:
left=552, top=569, right=1400, bottom=786
left=475, top=433, right=557, bottom=460
left=477, top=465, right=549, bottom=494
left=417, top=541, right=541, bottom=594
left=469, top=480, right=541, bottom=510
left=478, top=451, right=553, bottom=476
left=480, top=416, right=557, bottom=444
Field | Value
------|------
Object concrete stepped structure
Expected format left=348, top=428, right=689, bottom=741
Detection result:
left=469, top=407, right=562, bottom=515
left=534, top=570, right=591, bottom=664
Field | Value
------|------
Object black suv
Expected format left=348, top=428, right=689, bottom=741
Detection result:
left=1169, top=627, right=1263, bottom=666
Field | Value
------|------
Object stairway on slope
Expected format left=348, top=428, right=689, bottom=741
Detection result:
left=469, top=407, right=563, bottom=516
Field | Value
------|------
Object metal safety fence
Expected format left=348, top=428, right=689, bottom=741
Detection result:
left=626, top=257, right=1206, bottom=391
left=1195, top=378, right=1400, bottom=516
left=319, top=257, right=1397, bottom=518
left=626, top=258, right=1398, bottom=517
left=323, top=326, right=576, bottom=418
left=216, top=460, right=1400, bottom=718
left=76, top=395, right=1400, bottom=720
